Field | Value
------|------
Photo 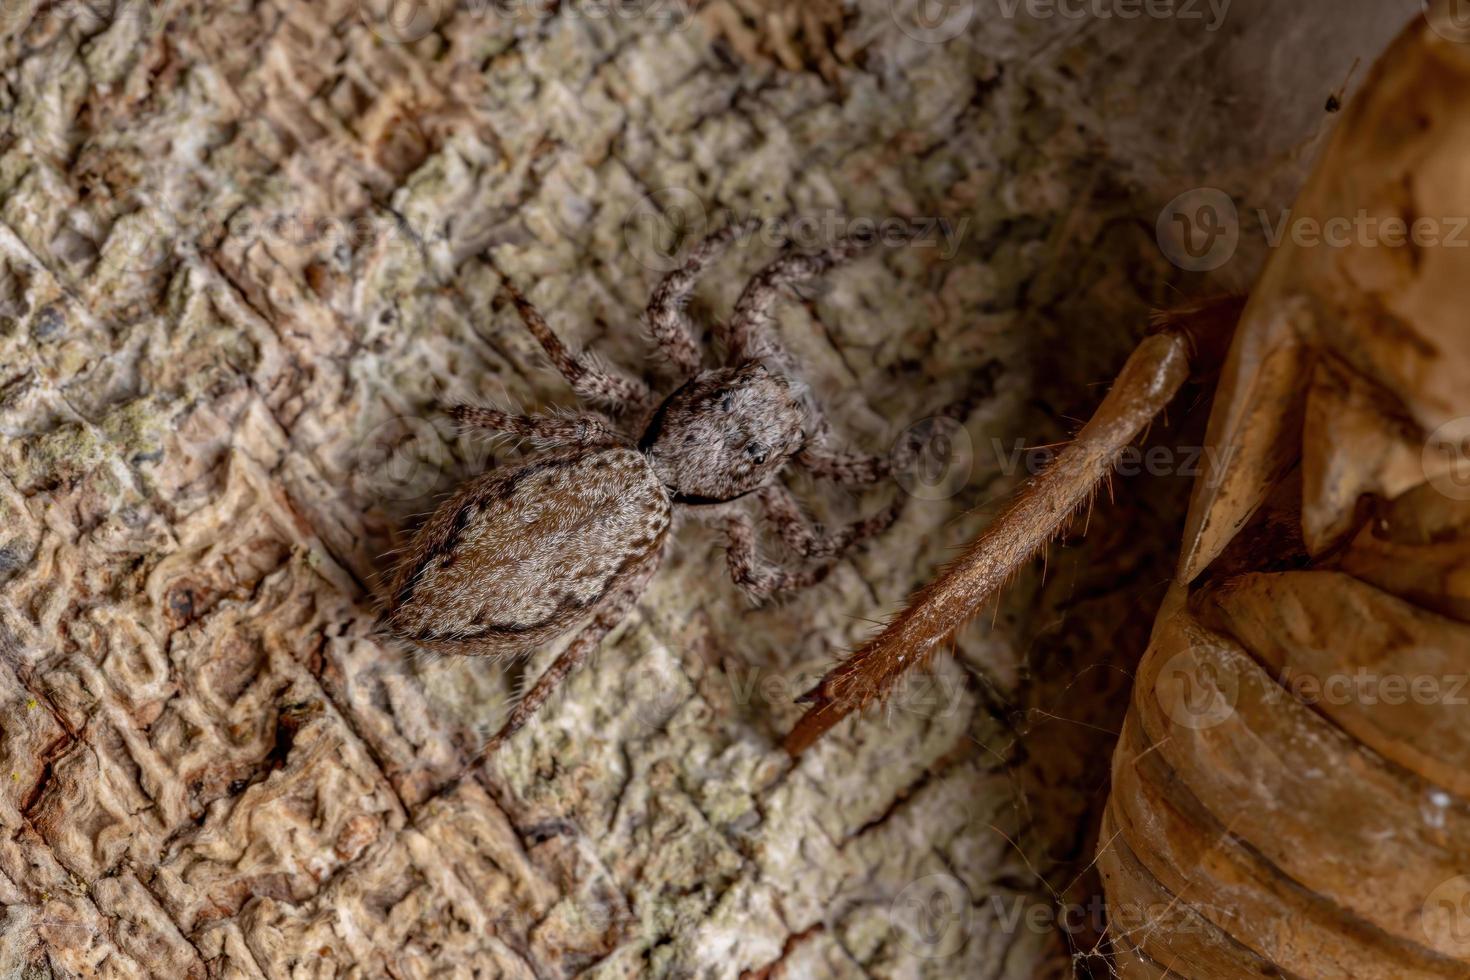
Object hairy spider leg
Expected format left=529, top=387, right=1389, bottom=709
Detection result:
left=645, top=218, right=763, bottom=378
left=724, top=232, right=893, bottom=364
left=796, top=386, right=989, bottom=485
left=721, top=508, right=833, bottom=601
left=755, top=482, right=903, bottom=562
left=714, top=483, right=905, bottom=603
left=449, top=405, right=623, bottom=448
left=501, top=278, right=652, bottom=415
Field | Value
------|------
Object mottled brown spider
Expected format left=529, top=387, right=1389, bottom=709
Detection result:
left=383, top=220, right=973, bottom=754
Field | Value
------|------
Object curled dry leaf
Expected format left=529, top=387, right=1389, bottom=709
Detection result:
left=1104, top=19, right=1470, bottom=976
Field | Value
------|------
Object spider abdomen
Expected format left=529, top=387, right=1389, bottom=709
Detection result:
left=385, top=447, right=671, bottom=657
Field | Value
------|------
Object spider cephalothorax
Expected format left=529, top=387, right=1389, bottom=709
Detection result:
left=641, top=362, right=807, bottom=503
left=383, top=221, right=975, bottom=753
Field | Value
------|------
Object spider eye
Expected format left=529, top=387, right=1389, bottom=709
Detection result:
left=745, top=442, right=769, bottom=465
left=721, top=393, right=734, bottom=412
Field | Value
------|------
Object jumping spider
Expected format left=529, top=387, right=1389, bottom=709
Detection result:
left=384, top=220, right=973, bottom=752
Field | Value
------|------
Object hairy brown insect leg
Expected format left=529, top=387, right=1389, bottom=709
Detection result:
left=646, top=218, right=762, bottom=377
left=784, top=295, right=1245, bottom=755
left=723, top=509, right=832, bottom=600
left=757, top=482, right=902, bottom=561
left=501, top=278, right=652, bottom=413
left=724, top=233, right=891, bottom=364
left=449, top=405, right=622, bottom=447
left=798, top=381, right=996, bottom=485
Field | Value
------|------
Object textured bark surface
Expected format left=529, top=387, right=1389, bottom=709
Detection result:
left=0, top=1, right=1411, bottom=977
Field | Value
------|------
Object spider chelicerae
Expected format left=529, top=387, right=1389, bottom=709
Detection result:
left=383, top=219, right=973, bottom=752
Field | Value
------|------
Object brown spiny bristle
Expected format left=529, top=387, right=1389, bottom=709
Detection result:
left=784, top=486, right=1088, bottom=755
left=785, top=297, right=1246, bottom=754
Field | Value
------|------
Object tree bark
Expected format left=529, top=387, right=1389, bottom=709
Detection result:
left=0, top=1, right=1410, bottom=976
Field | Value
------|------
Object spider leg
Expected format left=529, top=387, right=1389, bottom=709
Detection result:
left=501, top=278, right=652, bottom=415
left=645, top=218, right=762, bottom=378
left=476, top=550, right=662, bottom=760
left=796, top=443, right=891, bottom=485
left=722, top=509, right=831, bottom=601
left=797, top=386, right=991, bottom=485
left=723, top=232, right=890, bottom=365
left=449, top=405, right=622, bottom=448
left=756, top=483, right=902, bottom=561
